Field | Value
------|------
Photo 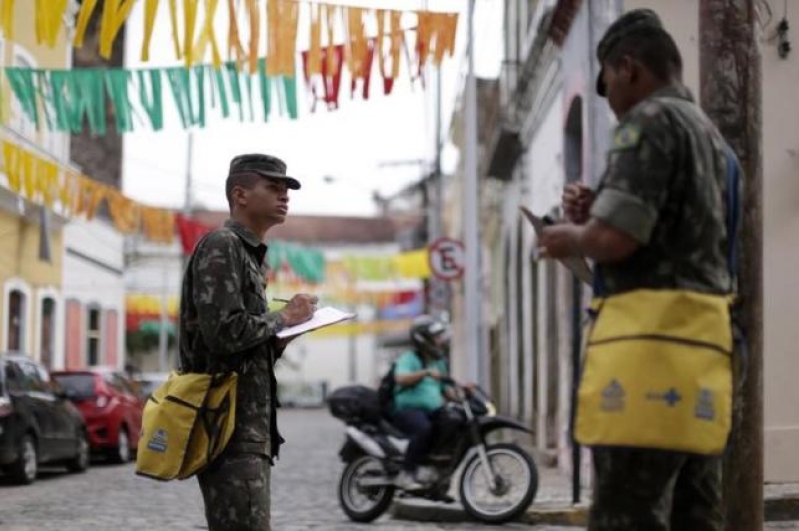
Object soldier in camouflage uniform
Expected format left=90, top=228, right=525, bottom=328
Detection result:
left=178, top=154, right=317, bottom=531
left=539, top=9, right=741, bottom=531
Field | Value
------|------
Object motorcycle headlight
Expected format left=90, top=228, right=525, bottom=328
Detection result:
left=486, top=402, right=497, bottom=417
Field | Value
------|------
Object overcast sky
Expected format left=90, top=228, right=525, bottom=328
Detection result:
left=121, top=0, right=503, bottom=217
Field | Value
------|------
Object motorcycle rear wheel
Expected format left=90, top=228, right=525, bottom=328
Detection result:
left=459, top=442, right=538, bottom=524
left=338, top=455, right=395, bottom=522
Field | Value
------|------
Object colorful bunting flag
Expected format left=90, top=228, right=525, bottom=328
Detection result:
left=0, top=139, right=174, bottom=244
left=2, top=61, right=298, bottom=135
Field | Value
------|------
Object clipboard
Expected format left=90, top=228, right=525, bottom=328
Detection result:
left=520, top=206, right=594, bottom=285
left=276, top=306, right=356, bottom=339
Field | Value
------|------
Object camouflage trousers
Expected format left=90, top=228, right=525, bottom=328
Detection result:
left=589, top=447, right=722, bottom=531
left=198, top=450, right=272, bottom=531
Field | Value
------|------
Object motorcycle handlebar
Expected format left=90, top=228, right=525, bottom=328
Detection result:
left=440, top=376, right=490, bottom=400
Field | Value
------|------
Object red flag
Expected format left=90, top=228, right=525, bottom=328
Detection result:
left=175, top=214, right=214, bottom=256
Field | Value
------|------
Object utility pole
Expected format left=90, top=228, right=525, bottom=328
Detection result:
left=159, top=132, right=194, bottom=372
left=699, top=2, right=763, bottom=530
left=184, top=132, right=194, bottom=217
left=463, top=0, right=483, bottom=386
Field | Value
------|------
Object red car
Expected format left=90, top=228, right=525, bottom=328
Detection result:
left=51, top=368, right=143, bottom=463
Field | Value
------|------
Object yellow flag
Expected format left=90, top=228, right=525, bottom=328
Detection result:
left=226, top=0, right=246, bottom=70
left=344, top=7, right=368, bottom=79
left=36, top=159, right=59, bottom=207
left=183, top=0, right=200, bottom=67
left=60, top=171, right=81, bottom=216
left=20, top=150, right=35, bottom=200
left=141, top=0, right=161, bottom=61
left=98, top=0, right=137, bottom=59
left=2, top=141, right=21, bottom=193
left=393, top=249, right=431, bottom=279
left=389, top=11, right=402, bottom=79
left=168, top=0, right=182, bottom=59
left=325, top=4, right=337, bottom=76
left=35, top=0, right=69, bottom=46
left=0, top=0, right=14, bottom=41
left=108, top=190, right=141, bottom=233
left=433, top=14, right=458, bottom=66
left=245, top=0, right=259, bottom=74
left=74, top=0, right=100, bottom=48
left=193, top=0, right=221, bottom=69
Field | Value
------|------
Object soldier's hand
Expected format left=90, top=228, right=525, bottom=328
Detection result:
left=562, top=183, right=595, bottom=225
left=280, top=294, right=318, bottom=327
left=539, top=224, right=581, bottom=259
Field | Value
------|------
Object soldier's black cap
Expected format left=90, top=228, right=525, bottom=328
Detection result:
left=228, top=154, right=301, bottom=190
left=596, top=9, right=665, bottom=97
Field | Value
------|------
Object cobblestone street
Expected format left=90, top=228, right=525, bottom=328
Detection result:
left=0, top=409, right=568, bottom=531
left=0, top=409, right=795, bottom=530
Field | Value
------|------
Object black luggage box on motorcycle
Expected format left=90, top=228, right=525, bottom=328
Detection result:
left=327, top=385, right=381, bottom=423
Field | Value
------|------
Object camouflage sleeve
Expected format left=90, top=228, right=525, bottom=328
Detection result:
left=590, top=109, right=676, bottom=244
left=192, top=231, right=284, bottom=355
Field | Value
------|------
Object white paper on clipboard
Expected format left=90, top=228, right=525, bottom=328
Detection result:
left=276, top=307, right=356, bottom=339
left=520, top=206, right=594, bottom=285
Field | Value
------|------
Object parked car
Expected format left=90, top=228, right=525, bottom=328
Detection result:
left=52, top=368, right=143, bottom=464
left=0, top=353, right=90, bottom=485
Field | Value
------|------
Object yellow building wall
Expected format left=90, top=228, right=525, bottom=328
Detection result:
left=0, top=208, right=64, bottom=351
left=2, top=3, right=71, bottom=128
left=0, top=1, right=70, bottom=355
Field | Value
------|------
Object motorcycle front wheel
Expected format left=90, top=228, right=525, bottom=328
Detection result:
left=459, top=442, right=538, bottom=524
left=338, top=455, right=395, bottom=523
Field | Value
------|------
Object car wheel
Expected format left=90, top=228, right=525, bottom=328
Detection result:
left=110, top=427, right=131, bottom=464
left=66, top=430, right=89, bottom=473
left=9, top=434, right=37, bottom=485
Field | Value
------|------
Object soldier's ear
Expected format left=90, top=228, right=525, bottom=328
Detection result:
left=618, top=55, right=636, bottom=86
left=231, top=185, right=249, bottom=207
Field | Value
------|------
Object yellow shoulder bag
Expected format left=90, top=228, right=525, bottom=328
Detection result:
left=574, top=289, right=733, bottom=454
left=136, top=371, right=238, bottom=480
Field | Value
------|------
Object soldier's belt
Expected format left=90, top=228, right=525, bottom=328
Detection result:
left=575, top=289, right=733, bottom=455
left=136, top=371, right=238, bottom=481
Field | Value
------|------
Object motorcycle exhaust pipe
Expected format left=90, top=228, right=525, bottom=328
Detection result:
left=345, top=426, right=386, bottom=458
left=357, top=476, right=394, bottom=488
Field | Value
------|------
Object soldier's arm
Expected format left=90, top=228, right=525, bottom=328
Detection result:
left=192, top=232, right=284, bottom=355
left=585, top=111, right=676, bottom=262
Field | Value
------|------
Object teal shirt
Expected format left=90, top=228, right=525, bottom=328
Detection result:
left=393, top=351, right=448, bottom=413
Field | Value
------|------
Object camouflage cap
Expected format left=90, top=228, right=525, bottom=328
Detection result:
left=228, top=153, right=301, bottom=190
left=595, top=9, right=665, bottom=97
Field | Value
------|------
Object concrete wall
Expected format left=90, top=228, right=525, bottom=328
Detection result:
left=62, top=218, right=126, bottom=369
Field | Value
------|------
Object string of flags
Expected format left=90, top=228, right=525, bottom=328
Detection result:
left=3, top=60, right=298, bottom=135
left=0, top=138, right=175, bottom=243
left=2, top=3, right=458, bottom=134
left=1, top=0, right=458, bottom=73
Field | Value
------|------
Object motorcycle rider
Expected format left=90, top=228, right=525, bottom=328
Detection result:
left=391, top=315, right=461, bottom=490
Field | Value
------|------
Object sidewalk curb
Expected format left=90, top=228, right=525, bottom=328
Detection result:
left=392, top=495, right=799, bottom=526
left=391, top=500, right=590, bottom=527
left=766, top=496, right=799, bottom=522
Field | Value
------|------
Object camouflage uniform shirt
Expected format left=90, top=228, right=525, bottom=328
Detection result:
left=590, top=85, right=741, bottom=296
left=178, top=219, right=286, bottom=459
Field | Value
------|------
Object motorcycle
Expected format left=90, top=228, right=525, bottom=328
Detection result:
left=327, top=378, right=539, bottom=524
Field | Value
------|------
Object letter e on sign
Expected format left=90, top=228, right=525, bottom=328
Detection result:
left=428, top=238, right=465, bottom=281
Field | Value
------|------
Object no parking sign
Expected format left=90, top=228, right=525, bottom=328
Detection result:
left=427, top=238, right=465, bottom=281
